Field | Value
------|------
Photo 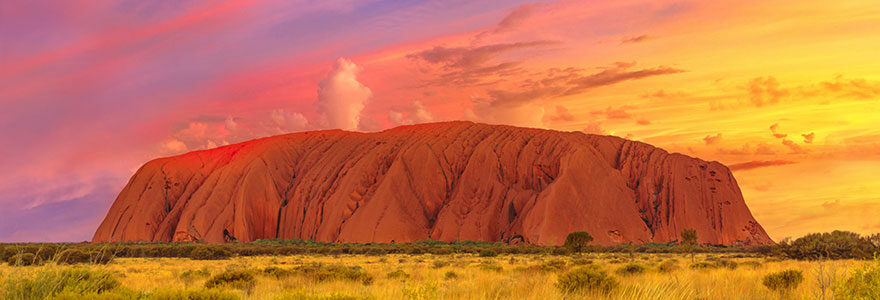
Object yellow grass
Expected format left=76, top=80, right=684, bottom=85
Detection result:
left=0, top=253, right=868, bottom=299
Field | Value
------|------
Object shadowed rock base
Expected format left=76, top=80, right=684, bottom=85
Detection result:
left=93, top=122, right=773, bottom=246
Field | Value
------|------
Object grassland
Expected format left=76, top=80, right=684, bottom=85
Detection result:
left=1, top=251, right=874, bottom=300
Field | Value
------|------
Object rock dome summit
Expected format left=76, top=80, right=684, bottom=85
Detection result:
left=94, top=122, right=773, bottom=246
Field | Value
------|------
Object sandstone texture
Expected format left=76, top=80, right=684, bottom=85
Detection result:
left=93, top=122, right=773, bottom=246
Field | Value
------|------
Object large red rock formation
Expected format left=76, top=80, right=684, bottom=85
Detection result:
left=93, top=122, right=772, bottom=246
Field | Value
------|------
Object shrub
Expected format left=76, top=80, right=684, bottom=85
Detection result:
left=145, top=288, right=240, bottom=300
left=478, top=249, right=498, bottom=257
left=762, top=269, right=804, bottom=292
left=689, top=262, right=718, bottom=270
left=386, top=270, right=410, bottom=280
left=431, top=260, right=449, bottom=269
left=190, top=247, right=231, bottom=260
left=1, top=268, right=120, bottom=299
left=717, top=259, right=738, bottom=270
left=563, top=232, right=594, bottom=253
left=615, top=263, right=646, bottom=276
left=180, top=268, right=212, bottom=284
left=786, top=231, right=877, bottom=260
left=444, top=271, right=458, bottom=280
left=88, top=250, right=114, bottom=265
left=835, top=256, right=880, bottom=299
left=556, top=266, right=618, bottom=294
left=262, top=266, right=293, bottom=279
left=571, top=258, right=592, bottom=266
left=204, top=270, right=256, bottom=292
left=476, top=263, right=503, bottom=272
left=7, top=253, right=39, bottom=266
left=292, top=264, right=373, bottom=285
left=275, top=292, right=362, bottom=300
left=658, top=260, right=678, bottom=272
left=56, top=249, right=92, bottom=265
left=553, top=247, right=571, bottom=256
left=740, top=260, right=763, bottom=269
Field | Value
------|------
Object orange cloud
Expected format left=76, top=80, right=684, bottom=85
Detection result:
left=802, top=132, right=815, bottom=144
left=747, top=77, right=789, bottom=107
left=621, top=34, right=651, bottom=44
left=729, top=160, right=796, bottom=171
left=770, top=123, right=787, bottom=139
left=703, top=133, right=722, bottom=145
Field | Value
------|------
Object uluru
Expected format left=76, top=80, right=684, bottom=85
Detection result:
left=93, top=121, right=772, bottom=246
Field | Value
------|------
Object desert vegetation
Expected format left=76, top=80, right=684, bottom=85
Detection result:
left=0, top=230, right=877, bottom=299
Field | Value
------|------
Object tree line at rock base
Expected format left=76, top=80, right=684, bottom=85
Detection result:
left=3, top=230, right=877, bottom=266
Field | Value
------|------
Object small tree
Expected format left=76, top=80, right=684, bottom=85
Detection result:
left=564, top=232, right=594, bottom=253
left=681, top=228, right=698, bottom=263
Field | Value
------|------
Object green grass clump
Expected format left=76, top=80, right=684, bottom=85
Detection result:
left=444, top=271, right=458, bottom=280
left=658, top=259, right=679, bottom=272
left=275, top=292, right=365, bottom=300
left=204, top=270, right=256, bottom=292
left=1, top=268, right=120, bottom=299
left=835, top=257, right=880, bottom=299
left=524, top=259, right=568, bottom=273
left=292, top=264, right=373, bottom=285
left=431, top=260, right=449, bottom=269
left=476, top=263, right=503, bottom=272
left=689, top=261, right=718, bottom=270
left=262, top=266, right=293, bottom=279
left=478, top=249, right=498, bottom=257
left=179, top=268, right=211, bottom=285
left=386, top=270, right=410, bottom=280
left=189, top=247, right=231, bottom=260
left=717, top=259, right=738, bottom=270
left=615, top=263, right=646, bottom=276
left=740, top=260, right=763, bottom=269
left=556, top=265, right=618, bottom=295
left=7, top=253, right=40, bottom=266
left=143, top=288, right=239, bottom=300
left=762, top=269, right=804, bottom=292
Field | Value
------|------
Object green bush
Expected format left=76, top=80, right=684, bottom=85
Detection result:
left=291, top=264, right=373, bottom=285
left=740, top=260, right=763, bottom=269
left=785, top=231, right=878, bottom=260
left=552, top=247, right=571, bottom=256
left=563, top=232, right=594, bottom=253
left=476, top=263, right=503, bottom=272
left=189, top=247, right=231, bottom=260
left=386, top=270, right=410, bottom=280
left=56, top=249, right=92, bottom=265
left=444, top=271, right=458, bottom=280
left=717, top=259, right=738, bottom=270
left=7, top=253, right=40, bottom=266
left=204, top=270, right=256, bottom=292
left=262, top=266, right=293, bottom=279
left=431, top=260, right=449, bottom=269
left=835, top=256, right=880, bottom=299
left=556, top=266, right=618, bottom=294
left=274, top=292, right=363, bottom=300
left=689, top=262, right=718, bottom=269
left=478, top=249, right=498, bottom=257
left=658, top=259, right=679, bottom=272
left=179, top=268, right=212, bottom=285
left=144, top=288, right=240, bottom=300
left=762, top=269, right=804, bottom=292
left=1, top=268, right=120, bottom=299
left=615, top=263, right=646, bottom=276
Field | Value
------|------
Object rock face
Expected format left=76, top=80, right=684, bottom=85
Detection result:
left=93, top=122, right=773, bottom=246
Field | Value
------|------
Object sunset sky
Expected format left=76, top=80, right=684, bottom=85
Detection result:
left=1, top=0, right=879, bottom=242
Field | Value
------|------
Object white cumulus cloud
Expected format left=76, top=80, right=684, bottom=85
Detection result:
left=316, top=58, right=372, bottom=131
